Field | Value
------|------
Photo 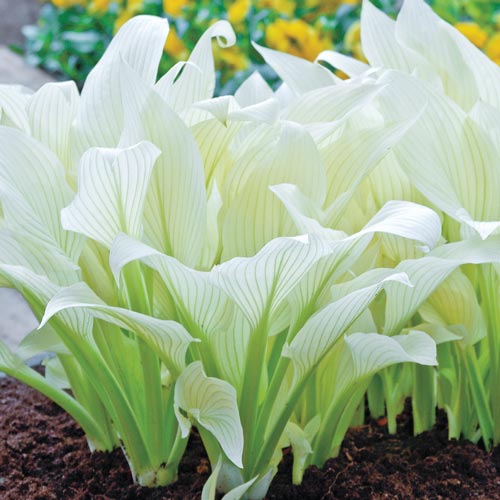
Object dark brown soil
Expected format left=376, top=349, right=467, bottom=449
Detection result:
left=1, top=372, right=499, bottom=499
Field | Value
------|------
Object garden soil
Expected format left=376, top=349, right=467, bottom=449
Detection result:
left=1, top=371, right=500, bottom=499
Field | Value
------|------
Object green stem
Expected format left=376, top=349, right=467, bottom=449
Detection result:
left=311, top=381, right=369, bottom=466
left=412, top=364, right=436, bottom=435
left=122, top=261, right=167, bottom=467
left=58, top=354, right=118, bottom=450
left=479, top=265, right=500, bottom=443
left=461, top=344, right=494, bottom=449
left=239, top=318, right=269, bottom=476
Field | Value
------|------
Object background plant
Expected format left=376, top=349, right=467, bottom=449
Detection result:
left=22, top=1, right=500, bottom=94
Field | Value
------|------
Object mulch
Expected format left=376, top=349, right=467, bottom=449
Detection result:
left=1, top=371, right=499, bottom=499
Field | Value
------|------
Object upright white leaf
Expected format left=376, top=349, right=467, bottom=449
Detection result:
left=0, top=127, right=84, bottom=261
left=361, top=0, right=416, bottom=72
left=0, top=264, right=92, bottom=338
left=0, top=229, right=80, bottom=286
left=74, top=15, right=169, bottom=151
left=419, top=270, right=486, bottom=346
left=158, top=21, right=236, bottom=115
left=174, top=362, right=244, bottom=468
left=0, top=85, right=31, bottom=132
left=222, top=122, right=326, bottom=259
left=252, top=43, right=337, bottom=96
left=234, top=72, right=274, bottom=108
left=120, top=84, right=208, bottom=267
left=61, top=141, right=160, bottom=248
left=395, top=0, right=478, bottom=110
left=316, top=50, right=370, bottom=78
left=27, top=81, right=79, bottom=171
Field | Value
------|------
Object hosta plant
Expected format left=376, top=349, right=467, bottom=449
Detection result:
left=323, top=0, right=500, bottom=449
left=2, top=1, right=498, bottom=497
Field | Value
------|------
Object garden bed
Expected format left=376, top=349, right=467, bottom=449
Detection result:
left=1, top=370, right=499, bottom=499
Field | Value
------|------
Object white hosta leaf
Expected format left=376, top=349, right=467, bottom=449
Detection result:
left=361, top=0, right=416, bottom=72
left=75, top=15, right=169, bottom=150
left=234, top=71, right=274, bottom=108
left=321, top=119, right=419, bottom=225
left=284, top=80, right=381, bottom=124
left=201, top=456, right=258, bottom=500
left=17, top=323, right=70, bottom=359
left=443, top=23, right=500, bottom=109
left=43, top=356, right=71, bottom=390
left=0, top=264, right=92, bottom=338
left=384, top=236, right=500, bottom=335
left=359, top=151, right=422, bottom=222
left=270, top=183, right=331, bottom=236
left=338, top=330, right=437, bottom=389
left=61, top=141, right=160, bottom=248
left=200, top=181, right=223, bottom=270
left=383, top=257, right=457, bottom=335
left=195, top=96, right=236, bottom=125
left=284, top=273, right=411, bottom=383
left=469, top=101, right=500, bottom=153
left=121, top=86, right=207, bottom=267
left=360, top=200, right=440, bottom=251
left=222, top=122, right=326, bottom=259
left=0, top=229, right=80, bottom=286
left=174, top=361, right=243, bottom=468
left=158, top=21, right=236, bottom=116
left=395, top=0, right=478, bottom=110
left=221, top=478, right=259, bottom=500
left=252, top=43, right=337, bottom=96
left=209, top=310, right=250, bottom=390
left=202, top=456, right=222, bottom=500
left=316, top=50, right=370, bottom=78
left=41, top=281, right=195, bottom=376
left=0, top=127, right=84, bottom=261
left=110, top=234, right=233, bottom=339
left=431, top=235, right=500, bottom=262
left=190, top=118, right=241, bottom=189
left=277, top=196, right=441, bottom=329
left=0, top=85, right=31, bottom=132
left=389, top=76, right=500, bottom=237
left=27, top=81, right=79, bottom=171
left=285, top=421, right=315, bottom=485
left=212, top=235, right=331, bottom=330
left=0, top=339, right=26, bottom=373
left=419, top=270, right=485, bottom=346
left=410, top=323, right=463, bottom=345
left=228, top=98, right=282, bottom=126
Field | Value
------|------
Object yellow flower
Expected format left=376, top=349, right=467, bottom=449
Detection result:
left=486, top=33, right=500, bottom=65
left=216, top=46, right=249, bottom=72
left=227, top=0, right=251, bottom=25
left=164, top=26, right=188, bottom=59
left=89, top=0, right=112, bottom=13
left=256, top=0, right=295, bottom=17
left=344, top=21, right=366, bottom=62
left=114, top=0, right=144, bottom=31
left=265, top=18, right=331, bottom=61
left=163, top=0, right=189, bottom=17
left=51, top=0, right=84, bottom=7
left=455, top=22, right=488, bottom=49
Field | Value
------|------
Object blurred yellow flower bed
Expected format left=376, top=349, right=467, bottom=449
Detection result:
left=24, top=0, right=500, bottom=93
